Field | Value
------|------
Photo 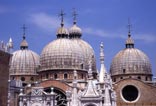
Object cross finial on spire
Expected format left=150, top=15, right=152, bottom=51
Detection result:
left=72, top=8, right=78, bottom=24
left=59, top=10, right=65, bottom=26
left=21, top=24, right=27, bottom=40
left=127, top=18, right=132, bottom=37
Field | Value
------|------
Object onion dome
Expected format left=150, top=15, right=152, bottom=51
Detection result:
left=69, top=22, right=82, bottom=38
left=56, top=23, right=69, bottom=38
left=40, top=11, right=85, bottom=71
left=20, top=36, right=28, bottom=49
left=56, top=10, right=69, bottom=38
left=10, top=36, right=40, bottom=75
left=69, top=11, right=96, bottom=73
left=110, top=32, right=152, bottom=78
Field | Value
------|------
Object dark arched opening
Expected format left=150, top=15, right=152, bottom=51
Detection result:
left=44, top=87, right=67, bottom=106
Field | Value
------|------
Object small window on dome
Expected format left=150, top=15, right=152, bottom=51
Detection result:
left=64, top=73, right=68, bottom=79
left=123, top=69, right=126, bottom=74
left=46, top=73, right=49, bottom=79
left=81, top=64, right=83, bottom=69
left=30, top=77, right=34, bottom=81
left=81, top=74, right=84, bottom=79
left=113, top=78, right=116, bottom=82
left=120, top=77, right=123, bottom=80
left=41, top=75, right=42, bottom=80
left=138, top=76, right=141, bottom=80
left=12, top=77, right=15, bottom=80
left=21, top=77, right=25, bottom=81
left=54, top=74, right=58, bottom=79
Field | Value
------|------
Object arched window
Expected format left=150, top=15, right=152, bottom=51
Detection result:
left=64, top=73, right=68, bottom=79
left=30, top=77, right=34, bottom=81
left=41, top=75, right=42, bottom=80
left=21, top=77, right=25, bottom=81
left=123, top=69, right=126, bottom=74
left=113, top=78, right=116, bottom=82
left=81, top=64, right=83, bottom=69
left=54, top=74, right=58, bottom=79
left=81, top=74, right=84, bottom=79
left=138, top=76, right=141, bottom=80
left=46, top=73, right=49, bottom=79
left=145, top=76, right=148, bottom=81
left=12, top=77, right=15, bottom=80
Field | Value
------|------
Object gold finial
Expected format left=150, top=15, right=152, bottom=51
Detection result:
left=59, top=10, right=65, bottom=26
left=127, top=18, right=132, bottom=37
left=21, top=24, right=27, bottom=39
left=72, top=8, right=78, bottom=24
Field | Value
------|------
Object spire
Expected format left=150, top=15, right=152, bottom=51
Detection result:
left=56, top=10, right=69, bottom=38
left=104, top=86, right=112, bottom=106
left=125, top=19, right=134, bottom=48
left=88, top=59, right=93, bottom=79
left=82, top=60, right=99, bottom=98
left=7, top=37, right=13, bottom=53
left=72, top=70, right=78, bottom=106
left=20, top=24, right=28, bottom=49
left=99, top=42, right=107, bottom=83
left=8, top=37, right=13, bottom=48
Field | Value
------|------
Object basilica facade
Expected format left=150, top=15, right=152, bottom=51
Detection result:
left=5, top=11, right=156, bottom=106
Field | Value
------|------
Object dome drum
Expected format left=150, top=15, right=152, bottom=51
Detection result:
left=38, top=69, right=88, bottom=81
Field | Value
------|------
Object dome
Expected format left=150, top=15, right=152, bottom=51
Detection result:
left=110, top=34, right=152, bottom=76
left=69, top=20, right=96, bottom=73
left=10, top=37, right=40, bottom=75
left=69, top=24, right=82, bottom=38
left=56, top=26, right=69, bottom=36
left=56, top=12, right=69, bottom=38
left=20, top=37, right=28, bottom=49
left=110, top=48, right=152, bottom=76
left=73, top=39, right=96, bottom=72
left=40, top=38, right=85, bottom=71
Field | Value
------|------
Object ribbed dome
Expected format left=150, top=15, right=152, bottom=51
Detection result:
left=10, top=49, right=40, bottom=75
left=110, top=34, right=152, bottom=76
left=73, top=39, right=96, bottom=72
left=40, top=38, right=86, bottom=71
left=110, top=48, right=152, bottom=76
left=69, top=18, right=96, bottom=73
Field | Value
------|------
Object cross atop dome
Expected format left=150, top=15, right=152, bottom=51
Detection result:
left=127, top=18, right=132, bottom=37
left=20, top=24, right=28, bottom=49
left=59, top=10, right=65, bottom=27
left=126, top=19, right=134, bottom=48
left=21, top=24, right=27, bottom=40
left=72, top=8, right=78, bottom=24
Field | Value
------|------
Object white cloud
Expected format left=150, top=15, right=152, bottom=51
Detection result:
left=29, top=12, right=71, bottom=33
left=134, top=34, right=156, bottom=43
left=28, top=12, right=156, bottom=43
left=83, top=27, right=156, bottom=43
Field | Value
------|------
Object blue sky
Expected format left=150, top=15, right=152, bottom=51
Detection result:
left=0, top=0, right=156, bottom=76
